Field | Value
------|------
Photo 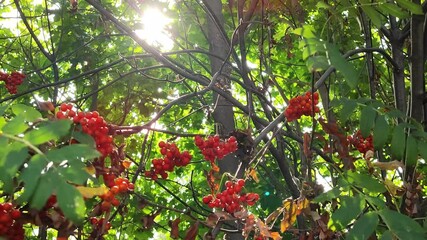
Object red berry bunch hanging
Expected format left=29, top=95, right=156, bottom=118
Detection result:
left=89, top=217, right=111, bottom=238
left=347, top=130, right=373, bottom=155
left=194, top=135, right=238, bottom=163
left=202, top=179, right=260, bottom=214
left=284, top=91, right=320, bottom=122
left=99, top=177, right=134, bottom=212
left=145, top=141, right=192, bottom=180
left=0, top=202, right=24, bottom=240
left=56, top=103, right=113, bottom=157
left=0, top=71, right=25, bottom=94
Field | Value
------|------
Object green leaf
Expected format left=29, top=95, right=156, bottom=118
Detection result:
left=380, top=231, right=393, bottom=240
left=18, top=154, right=46, bottom=203
left=11, top=104, right=42, bottom=122
left=325, top=43, right=359, bottom=89
left=313, top=187, right=342, bottom=203
left=391, top=125, right=406, bottom=160
left=360, top=5, right=384, bottom=27
left=347, top=171, right=386, bottom=193
left=293, top=25, right=316, bottom=38
left=405, top=134, right=418, bottom=167
left=379, top=209, right=427, bottom=239
left=373, top=115, right=389, bottom=149
left=57, top=180, right=86, bottom=224
left=329, top=195, right=365, bottom=231
left=71, top=131, right=96, bottom=148
left=360, top=106, right=377, bottom=138
left=339, top=100, right=357, bottom=123
left=379, top=3, right=410, bottom=19
left=307, top=56, right=329, bottom=71
left=0, top=104, right=10, bottom=116
left=346, top=212, right=379, bottom=240
left=0, top=142, right=28, bottom=193
left=316, top=2, right=331, bottom=9
left=418, top=140, right=427, bottom=161
left=30, top=172, right=55, bottom=210
left=45, top=144, right=100, bottom=164
left=2, top=115, right=29, bottom=135
left=24, top=119, right=72, bottom=145
left=59, top=166, right=92, bottom=185
left=396, top=0, right=423, bottom=15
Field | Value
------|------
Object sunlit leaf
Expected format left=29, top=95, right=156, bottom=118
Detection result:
left=24, top=119, right=72, bottom=145
left=329, top=195, right=365, bottom=231
left=76, top=185, right=108, bottom=198
left=57, top=180, right=86, bottom=225
left=11, top=104, right=42, bottom=122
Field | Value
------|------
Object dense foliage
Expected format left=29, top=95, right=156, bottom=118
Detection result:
left=0, top=0, right=427, bottom=239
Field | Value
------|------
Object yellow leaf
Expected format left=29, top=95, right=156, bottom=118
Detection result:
left=76, top=186, right=108, bottom=198
left=372, top=160, right=404, bottom=170
left=122, top=159, right=132, bottom=169
left=85, top=165, right=96, bottom=175
left=249, top=168, right=259, bottom=183
left=269, top=232, right=282, bottom=240
left=384, top=179, right=404, bottom=196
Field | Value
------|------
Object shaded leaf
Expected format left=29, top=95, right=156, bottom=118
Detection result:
left=347, top=171, right=386, bottom=193
left=360, top=106, right=377, bottom=138
left=30, top=172, right=55, bottom=210
left=339, top=100, right=357, bottom=123
left=405, top=134, right=418, bottom=166
left=18, top=154, right=45, bottom=203
left=379, top=3, right=410, bottom=19
left=313, top=187, right=341, bottom=203
left=373, top=115, right=389, bottom=149
left=396, top=0, right=423, bottom=14
left=325, top=43, right=359, bottom=89
left=346, top=212, right=379, bottom=240
left=391, top=125, right=406, bottom=160
left=379, top=209, right=426, bottom=239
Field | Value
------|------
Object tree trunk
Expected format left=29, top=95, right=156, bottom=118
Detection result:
left=205, top=1, right=244, bottom=239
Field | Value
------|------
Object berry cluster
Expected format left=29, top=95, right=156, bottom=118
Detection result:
left=145, top=141, right=192, bottom=180
left=202, top=179, right=260, bottom=214
left=347, top=130, right=373, bottom=155
left=0, top=203, right=24, bottom=240
left=99, top=177, right=134, bottom=212
left=194, top=135, right=238, bottom=163
left=56, top=103, right=113, bottom=157
left=284, top=92, right=320, bottom=121
left=0, top=71, right=25, bottom=94
left=89, top=217, right=111, bottom=238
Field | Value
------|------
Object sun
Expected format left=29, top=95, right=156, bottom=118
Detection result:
left=135, top=8, right=173, bottom=51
